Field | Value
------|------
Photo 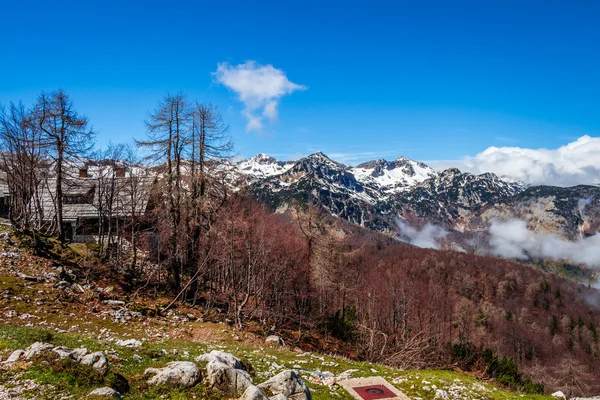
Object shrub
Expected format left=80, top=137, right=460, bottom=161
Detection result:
left=325, top=307, right=358, bottom=341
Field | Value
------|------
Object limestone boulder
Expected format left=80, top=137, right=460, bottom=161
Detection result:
left=80, top=352, right=109, bottom=375
left=53, top=346, right=88, bottom=361
left=265, top=336, right=284, bottom=346
left=197, top=350, right=246, bottom=370
left=2, top=349, right=25, bottom=364
left=145, top=361, right=202, bottom=387
left=238, top=385, right=270, bottom=400
left=88, top=386, right=121, bottom=398
left=206, top=360, right=253, bottom=397
left=258, top=370, right=311, bottom=400
left=23, top=342, right=54, bottom=359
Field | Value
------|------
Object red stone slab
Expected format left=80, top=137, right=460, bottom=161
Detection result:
left=353, top=384, right=398, bottom=399
left=337, top=377, right=411, bottom=400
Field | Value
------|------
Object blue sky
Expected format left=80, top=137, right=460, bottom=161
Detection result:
left=1, top=0, right=599, bottom=166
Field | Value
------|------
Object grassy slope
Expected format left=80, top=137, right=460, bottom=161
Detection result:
left=0, top=228, right=551, bottom=399
left=0, top=326, right=550, bottom=400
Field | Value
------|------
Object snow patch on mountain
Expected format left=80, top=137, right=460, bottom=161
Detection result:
left=236, top=153, right=294, bottom=179
left=351, top=157, right=438, bottom=197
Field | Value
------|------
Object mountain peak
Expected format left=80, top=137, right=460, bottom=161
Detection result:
left=306, top=151, right=330, bottom=160
left=249, top=153, right=277, bottom=163
left=300, top=152, right=345, bottom=168
left=442, top=167, right=463, bottom=176
left=236, top=153, right=292, bottom=178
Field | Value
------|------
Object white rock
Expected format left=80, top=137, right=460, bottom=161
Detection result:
left=197, top=350, right=246, bottom=370
left=551, top=392, right=566, bottom=399
left=266, top=335, right=284, bottom=346
left=53, top=346, right=75, bottom=360
left=2, top=349, right=25, bottom=364
left=80, top=352, right=109, bottom=375
left=206, top=360, right=253, bottom=397
left=88, top=386, right=121, bottom=398
left=104, top=300, right=125, bottom=306
left=72, top=347, right=89, bottom=361
left=24, top=342, right=54, bottom=359
left=258, top=370, right=311, bottom=400
left=434, top=389, right=448, bottom=399
left=52, top=346, right=88, bottom=361
left=269, top=395, right=289, bottom=400
left=145, top=361, right=202, bottom=387
left=115, top=339, right=142, bottom=348
left=336, top=369, right=359, bottom=380
left=238, top=385, right=270, bottom=400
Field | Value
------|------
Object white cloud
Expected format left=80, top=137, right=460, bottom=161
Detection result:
left=214, top=61, right=306, bottom=132
left=435, top=136, right=600, bottom=187
left=396, top=219, right=449, bottom=249
left=488, top=219, right=600, bottom=268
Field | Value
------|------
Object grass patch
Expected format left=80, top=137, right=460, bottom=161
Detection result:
left=0, top=325, right=553, bottom=399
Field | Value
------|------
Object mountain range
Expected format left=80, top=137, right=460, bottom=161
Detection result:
left=225, top=152, right=600, bottom=261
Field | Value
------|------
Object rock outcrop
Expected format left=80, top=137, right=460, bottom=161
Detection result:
left=53, top=346, right=88, bottom=361
left=197, top=350, right=247, bottom=370
left=2, top=350, right=25, bottom=364
left=265, top=335, right=284, bottom=346
left=23, top=342, right=53, bottom=359
left=206, top=360, right=253, bottom=397
left=145, top=361, right=202, bottom=387
left=258, top=370, right=311, bottom=400
left=238, top=385, right=270, bottom=400
left=80, top=352, right=109, bottom=376
left=88, top=386, right=121, bottom=398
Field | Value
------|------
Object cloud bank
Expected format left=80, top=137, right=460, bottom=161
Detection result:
left=396, top=219, right=449, bottom=249
left=214, top=61, right=306, bottom=132
left=489, top=219, right=600, bottom=268
left=395, top=216, right=600, bottom=270
left=439, top=136, right=600, bottom=187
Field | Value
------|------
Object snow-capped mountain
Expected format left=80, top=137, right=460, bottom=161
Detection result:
left=247, top=152, right=387, bottom=228
left=351, top=157, right=437, bottom=197
left=231, top=152, right=600, bottom=242
left=388, top=168, right=525, bottom=226
left=235, top=153, right=438, bottom=200
left=236, top=153, right=294, bottom=179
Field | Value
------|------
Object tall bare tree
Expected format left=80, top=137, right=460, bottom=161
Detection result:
left=185, top=103, right=231, bottom=301
left=34, top=89, right=95, bottom=241
left=137, top=92, right=189, bottom=290
left=0, top=102, right=46, bottom=230
left=122, top=144, right=149, bottom=284
left=95, top=143, right=128, bottom=258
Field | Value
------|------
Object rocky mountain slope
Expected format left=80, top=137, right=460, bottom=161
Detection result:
left=230, top=153, right=600, bottom=246
left=247, top=152, right=389, bottom=229
left=350, top=156, right=438, bottom=198
left=236, top=153, right=295, bottom=180
left=467, top=185, right=600, bottom=239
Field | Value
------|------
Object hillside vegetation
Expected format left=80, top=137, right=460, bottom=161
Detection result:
left=0, top=226, right=551, bottom=400
left=0, top=211, right=597, bottom=399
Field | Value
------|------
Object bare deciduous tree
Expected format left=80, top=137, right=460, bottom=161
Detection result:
left=0, top=102, right=46, bottom=231
left=34, top=89, right=95, bottom=241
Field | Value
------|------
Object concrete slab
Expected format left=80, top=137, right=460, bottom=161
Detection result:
left=337, top=376, right=411, bottom=400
